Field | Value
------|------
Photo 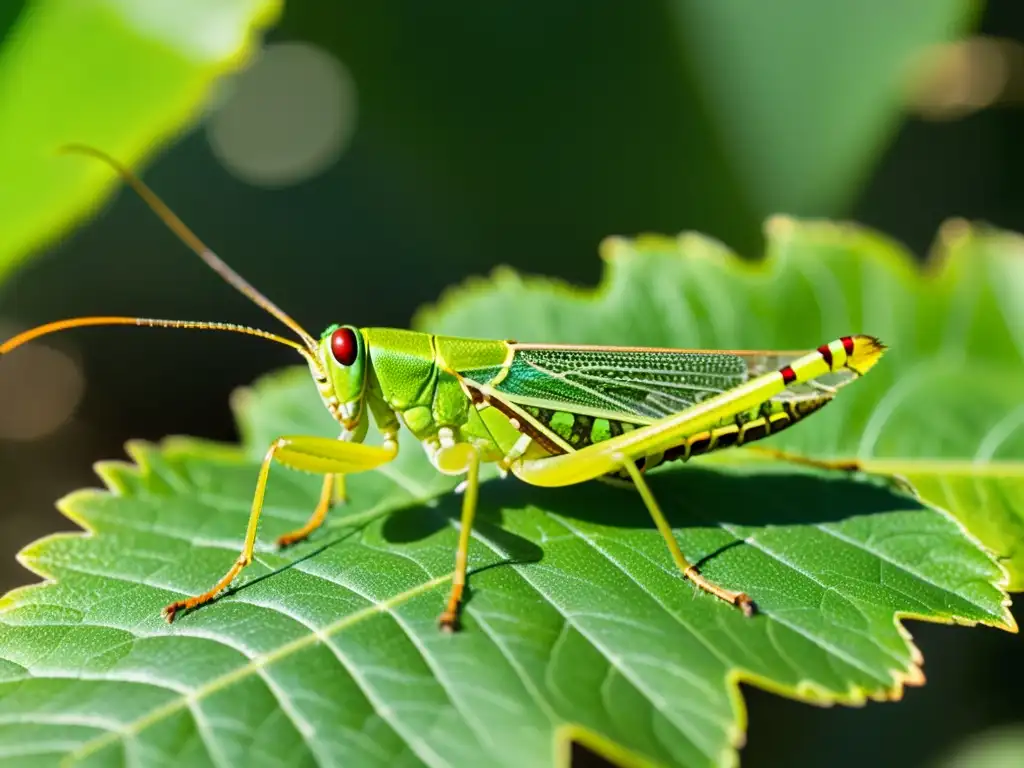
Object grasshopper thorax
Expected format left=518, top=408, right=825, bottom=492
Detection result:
left=314, top=324, right=368, bottom=433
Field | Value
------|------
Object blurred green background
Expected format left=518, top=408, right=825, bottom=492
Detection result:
left=1, top=1, right=1022, bottom=766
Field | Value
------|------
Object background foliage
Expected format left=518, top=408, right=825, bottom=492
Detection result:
left=1, top=1, right=1024, bottom=766
left=0, top=0, right=281, bottom=280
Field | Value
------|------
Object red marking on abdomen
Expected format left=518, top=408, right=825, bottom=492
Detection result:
left=817, top=343, right=833, bottom=368
left=841, top=336, right=855, bottom=355
left=780, top=365, right=796, bottom=384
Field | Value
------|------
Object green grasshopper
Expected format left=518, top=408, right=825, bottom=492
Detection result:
left=1, top=146, right=887, bottom=630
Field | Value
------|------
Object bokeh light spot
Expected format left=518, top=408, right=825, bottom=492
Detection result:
left=906, top=36, right=1024, bottom=120
left=0, top=328, right=84, bottom=442
left=207, top=41, right=357, bottom=187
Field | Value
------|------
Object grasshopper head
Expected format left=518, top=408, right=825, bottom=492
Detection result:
left=315, top=324, right=368, bottom=434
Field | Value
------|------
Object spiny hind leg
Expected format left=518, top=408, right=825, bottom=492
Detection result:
left=743, top=445, right=917, bottom=497
left=618, top=458, right=754, bottom=616
left=510, top=422, right=754, bottom=612
left=163, top=436, right=397, bottom=622
left=744, top=444, right=860, bottom=471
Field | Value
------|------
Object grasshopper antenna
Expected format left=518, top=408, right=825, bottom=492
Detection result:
left=0, top=317, right=310, bottom=357
left=57, top=144, right=320, bottom=354
left=1, top=146, right=324, bottom=364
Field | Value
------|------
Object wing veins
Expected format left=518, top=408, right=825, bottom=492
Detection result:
left=566, top=372, right=713, bottom=414
left=521, top=359, right=640, bottom=415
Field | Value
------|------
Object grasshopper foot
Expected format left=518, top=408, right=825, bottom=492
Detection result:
left=162, top=601, right=185, bottom=623
left=437, top=609, right=461, bottom=633
left=736, top=593, right=757, bottom=618
left=276, top=530, right=310, bottom=549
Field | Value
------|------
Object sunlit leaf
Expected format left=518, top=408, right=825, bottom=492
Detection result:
left=1, top=218, right=1020, bottom=767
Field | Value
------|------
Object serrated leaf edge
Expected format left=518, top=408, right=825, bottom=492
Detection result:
left=2, top=430, right=1016, bottom=768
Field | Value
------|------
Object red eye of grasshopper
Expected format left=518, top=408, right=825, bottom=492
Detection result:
left=330, top=327, right=358, bottom=366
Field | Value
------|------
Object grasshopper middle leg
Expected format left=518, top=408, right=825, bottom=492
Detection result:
left=437, top=447, right=482, bottom=632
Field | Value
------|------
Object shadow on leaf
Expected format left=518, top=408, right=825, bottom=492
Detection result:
left=485, top=463, right=926, bottom=532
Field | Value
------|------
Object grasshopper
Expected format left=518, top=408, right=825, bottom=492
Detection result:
left=1, top=147, right=886, bottom=630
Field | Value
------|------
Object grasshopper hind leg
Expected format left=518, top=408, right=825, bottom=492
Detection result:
left=743, top=445, right=918, bottom=497
left=618, top=459, right=755, bottom=616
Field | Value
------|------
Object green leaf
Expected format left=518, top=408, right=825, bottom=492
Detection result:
left=0, top=0, right=281, bottom=282
left=669, top=0, right=978, bottom=216
left=1, top=219, right=1019, bottom=767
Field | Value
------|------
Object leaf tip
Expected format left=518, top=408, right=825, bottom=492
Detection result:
left=93, top=458, right=141, bottom=495
left=995, top=599, right=1019, bottom=634
left=937, top=217, right=974, bottom=249
left=13, top=529, right=91, bottom=585
left=598, top=235, right=630, bottom=262
left=764, top=214, right=798, bottom=240
left=902, top=663, right=927, bottom=688
left=54, top=488, right=101, bottom=533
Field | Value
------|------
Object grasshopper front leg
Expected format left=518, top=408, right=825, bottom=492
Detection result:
left=162, top=435, right=397, bottom=622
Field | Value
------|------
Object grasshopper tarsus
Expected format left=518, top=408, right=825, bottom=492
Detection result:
left=737, top=594, right=757, bottom=618
left=162, top=603, right=182, bottom=624
left=437, top=611, right=461, bottom=633
left=276, top=533, right=305, bottom=549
